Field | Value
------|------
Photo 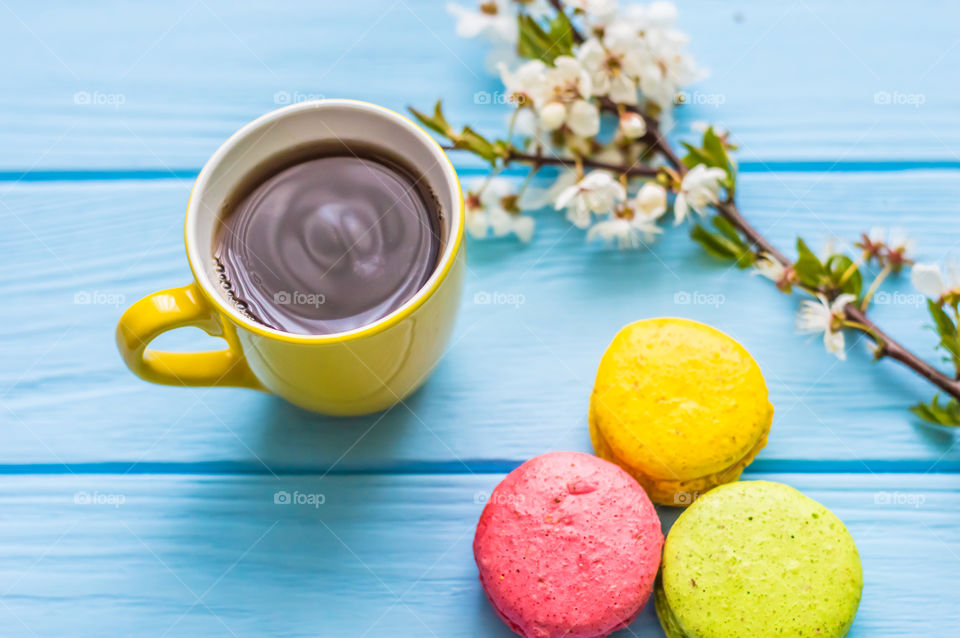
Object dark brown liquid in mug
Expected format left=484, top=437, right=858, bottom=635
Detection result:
left=213, top=142, right=442, bottom=335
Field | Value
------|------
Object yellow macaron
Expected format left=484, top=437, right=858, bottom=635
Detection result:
left=589, top=318, right=773, bottom=506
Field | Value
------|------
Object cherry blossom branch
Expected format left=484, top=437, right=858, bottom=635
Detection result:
left=549, top=7, right=960, bottom=400
left=448, top=132, right=960, bottom=402
left=507, top=147, right=659, bottom=176
left=713, top=199, right=960, bottom=400
left=844, top=305, right=960, bottom=397
left=714, top=200, right=788, bottom=265
left=441, top=144, right=659, bottom=177
left=432, top=0, right=960, bottom=422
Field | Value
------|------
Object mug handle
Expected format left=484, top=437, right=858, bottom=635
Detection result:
left=116, top=282, right=263, bottom=389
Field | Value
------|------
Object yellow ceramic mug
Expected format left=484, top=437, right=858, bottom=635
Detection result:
left=116, top=100, right=465, bottom=416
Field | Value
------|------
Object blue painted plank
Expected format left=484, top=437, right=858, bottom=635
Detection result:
left=0, top=0, right=959, bottom=169
left=0, top=473, right=955, bottom=637
left=1, top=173, right=958, bottom=470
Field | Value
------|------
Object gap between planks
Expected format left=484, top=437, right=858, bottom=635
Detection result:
left=3, top=161, right=960, bottom=182
left=0, top=459, right=957, bottom=476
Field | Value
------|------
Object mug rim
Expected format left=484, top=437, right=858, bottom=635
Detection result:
left=184, top=98, right=464, bottom=345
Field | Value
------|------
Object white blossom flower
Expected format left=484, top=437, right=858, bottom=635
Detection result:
left=539, top=101, right=567, bottom=130
left=673, top=164, right=727, bottom=224
left=465, top=206, right=492, bottom=238
left=865, top=226, right=885, bottom=245
left=911, top=261, right=960, bottom=302
left=619, top=111, right=647, bottom=139
left=565, top=0, right=618, bottom=22
left=521, top=169, right=577, bottom=210
left=465, top=178, right=535, bottom=242
left=623, top=1, right=677, bottom=29
left=554, top=171, right=626, bottom=228
left=510, top=107, right=553, bottom=151
left=637, top=29, right=702, bottom=110
left=577, top=32, right=643, bottom=104
left=565, top=100, right=601, bottom=137
left=586, top=181, right=667, bottom=249
left=495, top=209, right=535, bottom=241
left=615, top=3, right=703, bottom=110
left=587, top=215, right=662, bottom=249
left=538, top=99, right=600, bottom=137
left=872, top=227, right=914, bottom=271
left=544, top=56, right=593, bottom=100
left=820, top=236, right=848, bottom=260
left=448, top=0, right=518, bottom=42
left=538, top=57, right=600, bottom=137
left=752, top=254, right=794, bottom=291
left=632, top=181, right=667, bottom=219
left=754, top=255, right=785, bottom=282
left=498, top=59, right=548, bottom=108
left=864, top=227, right=914, bottom=255
left=797, top=293, right=855, bottom=361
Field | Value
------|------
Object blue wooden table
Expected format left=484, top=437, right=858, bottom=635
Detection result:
left=1, top=1, right=959, bottom=635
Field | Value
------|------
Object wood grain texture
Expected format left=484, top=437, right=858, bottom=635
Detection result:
left=1, top=1, right=959, bottom=635
left=1, top=0, right=959, bottom=170
left=2, top=173, right=959, bottom=470
left=0, top=473, right=955, bottom=637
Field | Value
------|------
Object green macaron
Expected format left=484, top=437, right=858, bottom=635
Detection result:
left=656, top=480, right=863, bottom=638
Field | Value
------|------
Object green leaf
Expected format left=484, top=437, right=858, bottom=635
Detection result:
left=690, top=223, right=753, bottom=265
left=726, top=152, right=739, bottom=190
left=701, top=127, right=728, bottom=169
left=926, top=300, right=960, bottom=368
left=690, top=224, right=737, bottom=260
left=517, top=14, right=572, bottom=64
left=711, top=216, right=755, bottom=267
left=712, top=215, right=741, bottom=244
left=939, top=337, right=960, bottom=361
left=825, top=254, right=862, bottom=299
left=682, top=126, right=737, bottom=194
left=546, top=10, right=575, bottom=57
left=796, top=237, right=818, bottom=263
left=910, top=395, right=960, bottom=427
left=928, top=299, right=957, bottom=340
left=408, top=100, right=451, bottom=138
left=794, top=238, right=827, bottom=288
left=517, top=15, right=548, bottom=61
left=453, top=126, right=498, bottom=164
left=680, top=143, right=714, bottom=170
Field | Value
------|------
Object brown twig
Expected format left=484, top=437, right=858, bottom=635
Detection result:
left=507, top=148, right=658, bottom=177
left=440, top=144, right=659, bottom=177
left=844, top=305, right=960, bottom=398
left=715, top=200, right=789, bottom=265
left=715, top=200, right=960, bottom=400
left=597, top=99, right=684, bottom=174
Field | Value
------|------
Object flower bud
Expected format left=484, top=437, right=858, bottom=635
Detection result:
left=539, top=102, right=566, bottom=131
left=620, top=112, right=647, bottom=139
left=634, top=182, right=667, bottom=218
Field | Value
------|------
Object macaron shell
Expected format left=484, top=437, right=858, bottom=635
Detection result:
left=589, top=318, right=773, bottom=504
left=659, top=481, right=863, bottom=638
left=590, top=415, right=767, bottom=505
left=653, top=579, right=686, bottom=638
left=474, top=451, right=664, bottom=638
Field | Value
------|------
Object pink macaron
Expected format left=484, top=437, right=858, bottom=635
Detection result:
left=474, top=451, right=663, bottom=638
